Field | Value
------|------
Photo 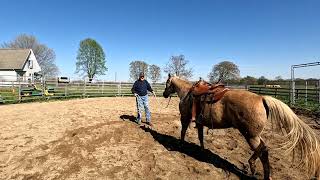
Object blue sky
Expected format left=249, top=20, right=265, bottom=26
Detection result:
left=0, top=0, right=319, bottom=81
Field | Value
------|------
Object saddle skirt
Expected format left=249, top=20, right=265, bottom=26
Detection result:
left=191, top=80, right=229, bottom=103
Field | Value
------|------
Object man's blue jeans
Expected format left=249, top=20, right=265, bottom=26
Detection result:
left=136, top=95, right=151, bottom=123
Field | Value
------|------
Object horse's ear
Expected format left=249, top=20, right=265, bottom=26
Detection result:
left=168, top=73, right=171, bottom=78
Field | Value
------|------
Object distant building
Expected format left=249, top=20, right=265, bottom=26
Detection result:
left=0, top=49, right=41, bottom=82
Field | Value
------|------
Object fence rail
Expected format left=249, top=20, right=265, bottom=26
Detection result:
left=0, top=79, right=166, bottom=104
left=248, top=86, right=320, bottom=105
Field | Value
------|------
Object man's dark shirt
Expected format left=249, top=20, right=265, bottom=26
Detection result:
left=131, top=79, right=153, bottom=96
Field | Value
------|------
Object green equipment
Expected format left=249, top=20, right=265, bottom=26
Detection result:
left=20, top=85, right=43, bottom=97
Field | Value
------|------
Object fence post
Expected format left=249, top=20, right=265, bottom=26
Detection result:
left=102, top=81, right=104, bottom=94
left=305, top=81, right=308, bottom=105
left=42, top=77, right=45, bottom=100
left=318, top=80, right=320, bottom=104
left=83, top=80, right=86, bottom=98
left=275, top=88, right=278, bottom=97
left=18, top=81, right=21, bottom=102
left=65, top=84, right=68, bottom=97
left=117, top=82, right=121, bottom=96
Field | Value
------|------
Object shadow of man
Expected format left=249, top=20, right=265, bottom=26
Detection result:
left=140, top=126, right=256, bottom=180
left=120, top=115, right=136, bottom=123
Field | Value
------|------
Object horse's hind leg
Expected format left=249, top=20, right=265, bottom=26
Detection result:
left=196, top=123, right=204, bottom=150
left=246, top=136, right=270, bottom=180
left=259, top=140, right=270, bottom=180
left=246, top=136, right=261, bottom=175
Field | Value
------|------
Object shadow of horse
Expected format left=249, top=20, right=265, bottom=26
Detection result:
left=140, top=126, right=256, bottom=180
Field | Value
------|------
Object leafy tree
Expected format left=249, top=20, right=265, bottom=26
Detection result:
left=257, top=76, right=268, bottom=85
left=275, top=75, right=283, bottom=81
left=129, top=61, right=148, bottom=81
left=75, top=38, right=107, bottom=82
left=240, top=76, right=258, bottom=85
left=148, top=64, right=161, bottom=83
left=208, top=61, right=240, bottom=83
left=1, top=34, right=59, bottom=77
left=164, top=55, right=193, bottom=79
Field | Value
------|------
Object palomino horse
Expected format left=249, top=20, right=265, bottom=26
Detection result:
left=162, top=74, right=320, bottom=180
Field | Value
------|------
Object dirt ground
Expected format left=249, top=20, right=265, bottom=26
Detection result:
left=0, top=97, right=319, bottom=180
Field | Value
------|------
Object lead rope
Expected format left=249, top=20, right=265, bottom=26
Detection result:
left=165, top=96, right=171, bottom=108
left=152, top=93, right=171, bottom=115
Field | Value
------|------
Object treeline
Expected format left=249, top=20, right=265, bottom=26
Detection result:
left=229, top=76, right=320, bottom=86
left=129, top=55, right=192, bottom=83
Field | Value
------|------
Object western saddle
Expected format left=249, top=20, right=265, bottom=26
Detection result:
left=190, top=79, right=229, bottom=124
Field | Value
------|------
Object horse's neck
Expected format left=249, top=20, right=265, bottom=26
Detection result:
left=172, top=77, right=192, bottom=99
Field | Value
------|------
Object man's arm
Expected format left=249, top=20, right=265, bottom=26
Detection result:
left=146, top=81, right=153, bottom=92
left=131, top=81, right=137, bottom=94
left=146, top=81, right=155, bottom=96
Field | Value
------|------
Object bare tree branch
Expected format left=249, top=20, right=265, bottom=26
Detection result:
left=164, top=55, right=193, bottom=80
left=129, top=61, right=148, bottom=81
left=148, top=64, right=161, bottom=83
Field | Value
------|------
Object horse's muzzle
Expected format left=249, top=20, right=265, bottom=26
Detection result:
left=163, top=92, right=169, bottom=98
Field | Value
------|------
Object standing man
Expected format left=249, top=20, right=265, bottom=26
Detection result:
left=131, top=72, right=155, bottom=126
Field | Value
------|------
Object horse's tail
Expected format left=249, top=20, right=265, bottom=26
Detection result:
left=263, top=95, right=320, bottom=178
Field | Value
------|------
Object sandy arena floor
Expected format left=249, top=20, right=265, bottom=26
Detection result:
left=0, top=97, right=319, bottom=179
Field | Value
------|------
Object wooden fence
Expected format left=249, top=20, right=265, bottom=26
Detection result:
left=248, top=86, right=320, bottom=104
left=0, top=79, right=166, bottom=104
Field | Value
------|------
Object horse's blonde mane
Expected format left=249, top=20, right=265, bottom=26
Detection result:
left=171, top=76, right=193, bottom=90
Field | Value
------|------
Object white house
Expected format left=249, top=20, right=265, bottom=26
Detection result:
left=0, top=49, right=41, bottom=82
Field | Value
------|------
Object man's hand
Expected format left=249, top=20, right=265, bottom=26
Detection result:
left=152, top=91, right=156, bottom=97
left=134, top=93, right=138, bottom=97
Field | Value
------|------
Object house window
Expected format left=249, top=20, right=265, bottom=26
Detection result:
left=29, top=60, right=33, bottom=69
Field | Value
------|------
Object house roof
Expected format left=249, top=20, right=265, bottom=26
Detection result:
left=0, top=49, right=31, bottom=70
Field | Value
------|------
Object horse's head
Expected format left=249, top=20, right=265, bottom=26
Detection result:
left=163, top=73, right=176, bottom=98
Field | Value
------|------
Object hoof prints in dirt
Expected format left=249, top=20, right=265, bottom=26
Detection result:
left=140, top=126, right=256, bottom=180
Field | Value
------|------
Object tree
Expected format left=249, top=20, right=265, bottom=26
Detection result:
left=148, top=64, right=161, bottom=83
left=129, top=61, right=148, bottom=81
left=257, top=76, right=268, bottom=85
left=240, top=76, right=258, bottom=85
left=1, top=34, right=59, bottom=77
left=275, top=75, right=283, bottom=81
left=208, top=61, right=240, bottom=83
left=164, top=55, right=193, bottom=79
left=75, top=38, right=107, bottom=82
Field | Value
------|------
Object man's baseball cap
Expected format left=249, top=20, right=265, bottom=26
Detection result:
left=139, top=72, right=144, bottom=77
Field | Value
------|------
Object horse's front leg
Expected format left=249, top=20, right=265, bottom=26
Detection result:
left=196, top=123, right=204, bottom=150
